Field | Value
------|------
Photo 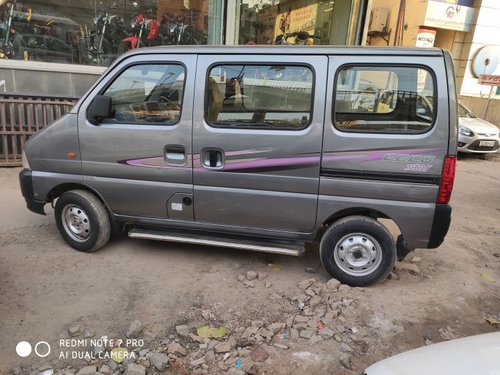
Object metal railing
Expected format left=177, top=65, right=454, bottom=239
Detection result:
left=0, top=94, right=77, bottom=166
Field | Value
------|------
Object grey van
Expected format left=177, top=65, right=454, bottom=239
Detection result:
left=19, top=46, right=458, bottom=286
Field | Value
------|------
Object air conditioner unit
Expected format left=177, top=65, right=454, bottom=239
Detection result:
left=369, top=8, right=389, bottom=33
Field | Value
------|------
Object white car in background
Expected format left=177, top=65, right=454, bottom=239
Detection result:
left=365, top=332, right=500, bottom=375
left=458, top=102, right=499, bottom=154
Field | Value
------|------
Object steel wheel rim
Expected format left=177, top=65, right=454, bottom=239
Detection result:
left=333, top=233, right=382, bottom=276
left=61, top=204, right=91, bottom=243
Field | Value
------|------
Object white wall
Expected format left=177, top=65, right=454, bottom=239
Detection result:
left=460, top=95, right=500, bottom=126
left=459, top=0, right=500, bottom=97
left=368, top=0, right=428, bottom=47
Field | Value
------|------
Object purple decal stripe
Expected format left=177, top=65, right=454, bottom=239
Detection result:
left=118, top=156, right=190, bottom=169
left=221, top=156, right=320, bottom=172
left=119, top=148, right=442, bottom=173
left=322, top=148, right=442, bottom=163
left=192, top=149, right=270, bottom=162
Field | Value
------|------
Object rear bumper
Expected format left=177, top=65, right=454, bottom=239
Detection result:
left=19, top=169, right=46, bottom=215
left=427, top=204, right=451, bottom=249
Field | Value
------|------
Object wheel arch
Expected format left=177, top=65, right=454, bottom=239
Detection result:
left=47, top=183, right=112, bottom=214
left=319, top=207, right=403, bottom=241
left=54, top=187, right=112, bottom=252
left=47, top=182, right=124, bottom=236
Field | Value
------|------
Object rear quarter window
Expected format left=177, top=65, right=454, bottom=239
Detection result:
left=334, top=65, right=436, bottom=134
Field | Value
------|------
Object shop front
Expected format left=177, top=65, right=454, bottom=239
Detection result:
left=0, top=0, right=225, bottom=66
left=0, top=0, right=367, bottom=68
left=235, top=0, right=362, bottom=46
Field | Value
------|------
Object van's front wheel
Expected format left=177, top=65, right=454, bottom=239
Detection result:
left=55, top=190, right=111, bottom=252
left=320, top=216, right=395, bottom=286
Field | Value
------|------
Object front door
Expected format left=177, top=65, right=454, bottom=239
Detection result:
left=192, top=54, right=327, bottom=234
left=77, top=54, right=196, bottom=221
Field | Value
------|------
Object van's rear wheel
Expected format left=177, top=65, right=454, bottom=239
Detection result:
left=55, top=190, right=111, bottom=252
left=320, top=216, right=395, bottom=286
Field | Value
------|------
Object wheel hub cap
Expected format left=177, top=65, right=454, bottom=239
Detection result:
left=62, top=205, right=90, bottom=243
left=334, top=233, right=383, bottom=276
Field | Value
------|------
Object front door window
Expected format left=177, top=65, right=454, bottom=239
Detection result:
left=102, top=63, right=185, bottom=125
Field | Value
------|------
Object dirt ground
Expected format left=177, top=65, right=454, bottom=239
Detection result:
left=1, top=153, right=499, bottom=374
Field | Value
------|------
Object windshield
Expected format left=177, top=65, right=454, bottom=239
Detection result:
left=458, top=103, right=476, bottom=118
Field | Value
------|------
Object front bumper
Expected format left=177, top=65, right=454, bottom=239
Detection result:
left=458, top=135, right=499, bottom=153
left=19, top=169, right=46, bottom=215
left=427, top=204, right=452, bottom=249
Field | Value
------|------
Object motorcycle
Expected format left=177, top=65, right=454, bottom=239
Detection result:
left=83, top=11, right=128, bottom=65
left=160, top=11, right=207, bottom=45
left=0, top=0, right=31, bottom=59
left=118, top=12, right=161, bottom=53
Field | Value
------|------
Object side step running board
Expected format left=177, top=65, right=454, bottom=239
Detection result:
left=128, top=229, right=305, bottom=257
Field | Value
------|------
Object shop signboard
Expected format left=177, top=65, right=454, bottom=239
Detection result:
left=415, top=27, right=436, bottom=48
left=274, top=4, right=318, bottom=40
left=478, top=75, right=500, bottom=86
left=424, top=0, right=475, bottom=32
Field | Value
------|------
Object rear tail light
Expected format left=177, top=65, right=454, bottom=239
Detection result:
left=437, top=155, right=456, bottom=204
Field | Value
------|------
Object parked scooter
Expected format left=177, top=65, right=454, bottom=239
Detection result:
left=117, top=12, right=161, bottom=53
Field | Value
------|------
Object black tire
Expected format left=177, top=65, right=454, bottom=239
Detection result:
left=11, top=34, right=25, bottom=59
left=55, top=190, right=111, bottom=252
left=320, top=215, right=396, bottom=286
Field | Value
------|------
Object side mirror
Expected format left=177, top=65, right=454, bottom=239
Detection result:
left=87, top=95, right=113, bottom=125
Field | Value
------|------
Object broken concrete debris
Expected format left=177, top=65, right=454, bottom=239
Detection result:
left=26, top=278, right=378, bottom=375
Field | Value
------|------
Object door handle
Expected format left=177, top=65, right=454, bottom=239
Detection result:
left=164, top=145, right=186, bottom=166
left=202, top=148, right=224, bottom=169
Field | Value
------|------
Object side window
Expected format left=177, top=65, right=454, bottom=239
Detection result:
left=334, top=66, right=435, bottom=134
left=102, top=63, right=185, bottom=125
left=206, top=64, right=314, bottom=130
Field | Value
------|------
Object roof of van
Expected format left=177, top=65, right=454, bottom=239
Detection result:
left=121, top=45, right=444, bottom=57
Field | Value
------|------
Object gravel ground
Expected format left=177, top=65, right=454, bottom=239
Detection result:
left=0, top=152, right=499, bottom=374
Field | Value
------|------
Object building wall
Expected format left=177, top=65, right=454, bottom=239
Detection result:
left=461, top=95, right=500, bottom=125
left=459, top=0, right=500, bottom=97
left=368, top=0, right=471, bottom=56
left=368, top=0, right=500, bottom=124
left=367, top=0, right=427, bottom=47
left=444, top=0, right=500, bottom=125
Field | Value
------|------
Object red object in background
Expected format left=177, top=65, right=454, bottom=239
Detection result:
left=120, top=13, right=161, bottom=50
left=147, top=18, right=159, bottom=40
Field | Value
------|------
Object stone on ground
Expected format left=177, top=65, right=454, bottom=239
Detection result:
left=125, top=319, right=143, bottom=338
left=251, top=345, right=269, bottom=362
